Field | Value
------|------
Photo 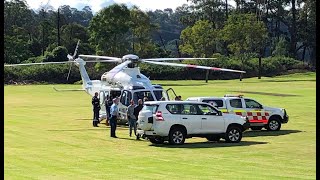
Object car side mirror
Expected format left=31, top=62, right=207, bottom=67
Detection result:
left=259, top=105, right=263, bottom=109
left=217, top=111, right=222, bottom=116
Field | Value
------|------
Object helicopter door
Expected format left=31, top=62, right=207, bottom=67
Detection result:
left=165, top=88, right=177, bottom=101
left=99, top=91, right=108, bottom=114
left=119, top=90, right=132, bottom=120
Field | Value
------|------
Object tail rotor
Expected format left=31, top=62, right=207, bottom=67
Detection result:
left=67, top=40, right=80, bottom=81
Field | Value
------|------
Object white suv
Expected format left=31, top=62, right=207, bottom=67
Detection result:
left=137, top=101, right=250, bottom=145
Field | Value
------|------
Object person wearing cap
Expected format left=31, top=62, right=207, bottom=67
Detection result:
left=109, top=97, right=119, bottom=138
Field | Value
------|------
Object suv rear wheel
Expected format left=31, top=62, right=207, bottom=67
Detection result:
left=225, top=126, right=242, bottom=143
left=169, top=127, right=186, bottom=145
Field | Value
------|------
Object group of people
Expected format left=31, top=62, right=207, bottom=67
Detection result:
left=91, top=92, right=182, bottom=138
left=91, top=92, right=145, bottom=139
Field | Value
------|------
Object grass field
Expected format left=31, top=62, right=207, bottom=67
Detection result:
left=4, top=72, right=316, bottom=179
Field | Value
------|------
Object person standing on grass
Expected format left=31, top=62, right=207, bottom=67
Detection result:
left=134, top=99, right=143, bottom=120
left=109, top=97, right=119, bottom=138
left=104, top=95, right=113, bottom=126
left=127, top=99, right=137, bottom=137
left=92, top=92, right=100, bottom=127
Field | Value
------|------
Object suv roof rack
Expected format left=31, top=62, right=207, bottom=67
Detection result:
left=224, top=94, right=244, bottom=98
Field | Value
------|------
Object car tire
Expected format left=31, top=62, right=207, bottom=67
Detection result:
left=225, top=126, right=242, bottom=143
left=251, top=127, right=263, bottom=131
left=149, top=137, right=164, bottom=144
left=206, top=135, right=221, bottom=142
left=169, top=127, right=186, bottom=145
left=266, top=119, right=281, bottom=131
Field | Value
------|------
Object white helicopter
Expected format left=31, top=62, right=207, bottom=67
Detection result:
left=4, top=41, right=246, bottom=122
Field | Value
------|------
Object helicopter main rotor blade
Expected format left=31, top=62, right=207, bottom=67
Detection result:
left=84, top=59, right=121, bottom=63
left=141, top=57, right=217, bottom=61
left=142, top=60, right=246, bottom=73
left=4, top=61, right=71, bottom=67
left=4, top=59, right=119, bottom=67
left=79, top=55, right=121, bottom=62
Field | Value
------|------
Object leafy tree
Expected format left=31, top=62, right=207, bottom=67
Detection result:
left=220, top=13, right=268, bottom=73
left=187, top=0, right=227, bottom=29
left=130, top=6, right=158, bottom=57
left=180, top=20, right=216, bottom=57
left=51, top=46, right=68, bottom=62
left=296, top=0, right=316, bottom=64
left=272, top=36, right=289, bottom=56
left=220, top=13, right=268, bottom=55
left=89, top=4, right=131, bottom=56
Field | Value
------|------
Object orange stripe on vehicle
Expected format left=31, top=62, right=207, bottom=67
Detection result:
left=250, top=120, right=268, bottom=124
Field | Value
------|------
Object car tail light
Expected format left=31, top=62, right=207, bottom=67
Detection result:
left=155, top=111, right=164, bottom=121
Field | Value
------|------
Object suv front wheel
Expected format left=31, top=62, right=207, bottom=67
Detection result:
left=225, top=126, right=242, bottom=143
left=169, top=127, right=186, bottom=145
left=266, top=118, right=281, bottom=131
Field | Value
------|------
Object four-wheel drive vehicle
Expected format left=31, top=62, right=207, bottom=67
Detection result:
left=136, top=101, right=250, bottom=145
left=186, top=95, right=289, bottom=131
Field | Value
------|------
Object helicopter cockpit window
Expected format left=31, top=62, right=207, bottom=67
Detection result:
left=120, top=90, right=132, bottom=106
left=110, top=90, right=121, bottom=99
left=133, top=91, right=154, bottom=103
left=153, top=90, right=164, bottom=101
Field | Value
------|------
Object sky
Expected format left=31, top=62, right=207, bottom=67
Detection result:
left=25, top=0, right=191, bottom=13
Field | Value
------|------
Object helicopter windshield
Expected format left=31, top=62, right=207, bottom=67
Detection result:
left=133, top=91, right=155, bottom=103
left=153, top=90, right=164, bottom=101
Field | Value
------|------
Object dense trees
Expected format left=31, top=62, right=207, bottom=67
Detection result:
left=4, top=0, right=315, bottom=83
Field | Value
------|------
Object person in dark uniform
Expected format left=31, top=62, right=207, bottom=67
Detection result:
left=104, top=95, right=113, bottom=126
left=92, top=92, right=100, bottom=127
left=133, top=99, right=143, bottom=140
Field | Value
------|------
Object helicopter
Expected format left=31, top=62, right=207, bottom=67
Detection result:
left=4, top=41, right=246, bottom=123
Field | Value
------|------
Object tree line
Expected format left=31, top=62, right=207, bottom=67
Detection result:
left=4, top=0, right=316, bottom=83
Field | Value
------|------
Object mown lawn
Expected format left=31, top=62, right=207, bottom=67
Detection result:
left=4, top=72, right=316, bottom=179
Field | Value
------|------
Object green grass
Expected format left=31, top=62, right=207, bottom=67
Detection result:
left=5, top=72, right=316, bottom=179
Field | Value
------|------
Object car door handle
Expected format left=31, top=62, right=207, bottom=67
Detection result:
left=202, top=118, right=207, bottom=120
left=182, top=117, right=188, bottom=119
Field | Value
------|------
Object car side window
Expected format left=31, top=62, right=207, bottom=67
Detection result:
left=230, top=99, right=243, bottom=108
left=245, top=99, right=262, bottom=109
left=181, top=104, right=199, bottom=115
left=166, top=104, right=182, bottom=114
left=197, top=104, right=218, bottom=115
left=203, top=99, right=224, bottom=107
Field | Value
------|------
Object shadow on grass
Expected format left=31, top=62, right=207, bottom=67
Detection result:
left=156, top=83, right=208, bottom=87
left=260, top=79, right=316, bottom=83
left=47, top=125, right=129, bottom=131
left=75, top=118, right=92, bottom=121
left=243, top=129, right=302, bottom=137
left=242, top=79, right=315, bottom=83
left=150, top=140, right=267, bottom=148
